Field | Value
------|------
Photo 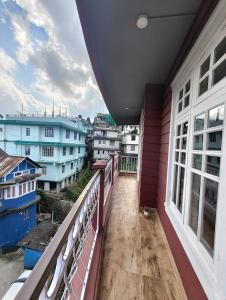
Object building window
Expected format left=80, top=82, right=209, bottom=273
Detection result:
left=78, top=147, right=80, bottom=154
left=110, top=140, right=115, bottom=146
left=70, top=147, right=73, bottom=155
left=74, top=132, right=77, bottom=140
left=131, top=135, right=136, bottom=141
left=23, top=183, right=26, bottom=194
left=62, top=165, right=65, bottom=173
left=32, top=181, right=35, bottom=190
left=130, top=145, right=135, bottom=151
left=44, top=127, right=54, bottom=137
left=42, top=146, right=54, bottom=157
left=71, top=162, right=73, bottom=170
left=7, top=187, right=11, bottom=198
left=178, top=80, right=191, bottom=112
left=26, top=128, right=30, bottom=136
left=199, top=36, right=226, bottom=96
left=102, top=130, right=106, bottom=137
left=66, top=129, right=70, bottom=139
left=42, top=166, right=47, bottom=175
left=25, top=145, right=30, bottom=156
left=97, top=150, right=100, bottom=154
left=188, top=104, right=224, bottom=256
left=103, top=140, right=106, bottom=144
left=63, top=147, right=66, bottom=156
left=172, top=121, right=189, bottom=212
left=11, top=186, right=16, bottom=198
left=79, top=133, right=81, bottom=141
left=19, top=184, right=22, bottom=196
left=99, top=140, right=101, bottom=144
left=28, top=181, right=31, bottom=192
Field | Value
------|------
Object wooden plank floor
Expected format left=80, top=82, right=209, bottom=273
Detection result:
left=97, top=176, right=187, bottom=300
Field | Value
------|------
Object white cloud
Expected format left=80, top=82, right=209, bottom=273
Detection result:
left=1, top=0, right=108, bottom=118
left=0, top=48, right=16, bottom=73
left=10, top=13, right=34, bottom=64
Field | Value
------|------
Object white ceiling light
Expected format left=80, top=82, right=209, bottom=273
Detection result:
left=136, top=14, right=148, bottom=29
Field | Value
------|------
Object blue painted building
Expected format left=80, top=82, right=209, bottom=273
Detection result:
left=0, top=115, right=87, bottom=192
left=0, top=149, right=41, bottom=251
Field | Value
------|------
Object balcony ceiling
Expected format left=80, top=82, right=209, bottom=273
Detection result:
left=76, top=0, right=202, bottom=124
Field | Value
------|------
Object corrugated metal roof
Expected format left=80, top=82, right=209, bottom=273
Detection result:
left=0, top=149, right=42, bottom=177
left=0, top=151, right=23, bottom=177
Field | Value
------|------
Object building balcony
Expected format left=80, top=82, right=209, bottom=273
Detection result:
left=13, top=154, right=186, bottom=300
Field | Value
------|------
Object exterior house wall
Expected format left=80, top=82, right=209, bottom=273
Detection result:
left=92, top=127, right=121, bottom=160
left=139, top=1, right=223, bottom=299
left=139, top=85, right=162, bottom=208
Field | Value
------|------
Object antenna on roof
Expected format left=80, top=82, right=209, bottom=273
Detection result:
left=52, top=100, right=55, bottom=117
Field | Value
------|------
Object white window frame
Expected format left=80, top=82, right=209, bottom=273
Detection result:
left=165, top=8, right=226, bottom=298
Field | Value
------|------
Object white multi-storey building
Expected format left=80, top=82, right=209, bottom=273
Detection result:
left=92, top=126, right=120, bottom=160
left=120, top=125, right=139, bottom=156
left=0, top=115, right=87, bottom=192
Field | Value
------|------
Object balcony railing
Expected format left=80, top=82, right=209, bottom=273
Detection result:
left=15, top=154, right=119, bottom=300
left=119, top=155, right=138, bottom=173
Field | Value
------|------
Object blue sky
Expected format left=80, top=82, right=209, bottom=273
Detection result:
left=0, top=0, right=107, bottom=119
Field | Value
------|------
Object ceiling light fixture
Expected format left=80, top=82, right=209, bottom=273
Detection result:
left=136, top=12, right=196, bottom=30
left=136, top=14, right=149, bottom=29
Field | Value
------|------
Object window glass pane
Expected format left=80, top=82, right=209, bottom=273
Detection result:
left=175, top=151, right=179, bottom=162
left=180, top=152, right=186, bottom=164
left=172, top=165, right=178, bottom=204
left=201, top=179, right=218, bottom=255
left=194, top=113, right=205, bottom=132
left=213, top=59, right=226, bottom=85
left=199, top=77, right=209, bottom=96
left=194, top=134, right=203, bottom=150
left=178, top=101, right=182, bottom=113
left=208, top=105, right=224, bottom=128
left=207, top=131, right=222, bottom=150
left=177, top=125, right=181, bottom=136
left=206, top=156, right=221, bottom=176
left=179, top=89, right=183, bottom=100
left=185, top=80, right=190, bottom=94
left=178, top=167, right=185, bottom=212
left=182, top=122, right=188, bottom=135
left=184, top=95, right=190, bottom=108
left=192, top=154, right=202, bottom=170
left=214, top=37, right=226, bottom=63
left=189, top=173, right=201, bottom=234
left=181, top=137, right=187, bottom=149
left=176, top=139, right=180, bottom=149
left=200, top=56, right=210, bottom=78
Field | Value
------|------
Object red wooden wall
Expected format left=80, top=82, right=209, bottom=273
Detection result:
left=138, top=85, right=163, bottom=208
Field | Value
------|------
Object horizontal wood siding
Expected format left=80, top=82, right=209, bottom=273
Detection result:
left=139, top=85, right=163, bottom=208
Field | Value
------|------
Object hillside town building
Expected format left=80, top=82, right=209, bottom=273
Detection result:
left=0, top=115, right=87, bottom=192
left=0, top=149, right=41, bottom=251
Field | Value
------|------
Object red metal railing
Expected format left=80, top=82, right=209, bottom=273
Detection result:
left=15, top=154, right=119, bottom=300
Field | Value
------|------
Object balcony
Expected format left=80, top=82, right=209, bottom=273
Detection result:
left=14, top=154, right=186, bottom=300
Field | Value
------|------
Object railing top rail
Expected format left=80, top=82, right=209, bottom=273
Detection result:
left=15, top=169, right=101, bottom=300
